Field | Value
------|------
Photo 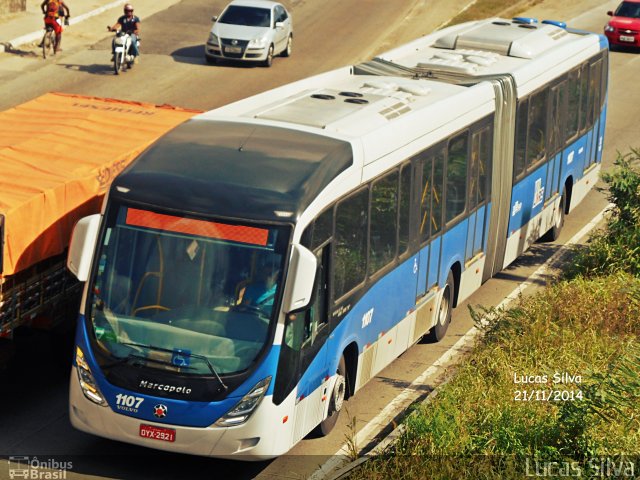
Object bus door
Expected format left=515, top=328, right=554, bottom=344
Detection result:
left=415, top=145, right=446, bottom=299
left=545, top=80, right=566, bottom=203
left=291, top=245, right=330, bottom=440
left=466, top=124, right=493, bottom=264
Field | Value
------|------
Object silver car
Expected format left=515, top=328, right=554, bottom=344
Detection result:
left=205, top=0, right=293, bottom=67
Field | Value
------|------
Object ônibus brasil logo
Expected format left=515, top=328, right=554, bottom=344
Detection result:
left=153, top=404, right=168, bottom=418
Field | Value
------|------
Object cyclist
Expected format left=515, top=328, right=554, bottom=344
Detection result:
left=107, top=4, right=141, bottom=62
left=40, top=0, right=70, bottom=54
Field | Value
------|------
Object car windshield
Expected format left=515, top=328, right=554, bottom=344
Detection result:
left=89, top=204, right=289, bottom=376
left=219, top=5, right=271, bottom=27
left=615, top=2, right=640, bottom=18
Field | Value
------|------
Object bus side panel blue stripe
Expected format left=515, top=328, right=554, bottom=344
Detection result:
left=428, top=236, right=441, bottom=289
left=473, top=205, right=486, bottom=254
left=439, top=220, right=467, bottom=285
left=417, top=245, right=429, bottom=298
left=465, top=211, right=476, bottom=260
left=597, top=105, right=607, bottom=163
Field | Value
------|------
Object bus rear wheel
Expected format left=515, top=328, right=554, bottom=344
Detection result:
left=316, top=356, right=346, bottom=436
left=541, top=189, right=565, bottom=242
left=427, top=271, right=454, bottom=342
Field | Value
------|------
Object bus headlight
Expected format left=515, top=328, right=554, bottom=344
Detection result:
left=75, top=346, right=107, bottom=406
left=215, top=377, right=271, bottom=427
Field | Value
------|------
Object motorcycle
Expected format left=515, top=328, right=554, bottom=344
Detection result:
left=110, top=29, right=139, bottom=75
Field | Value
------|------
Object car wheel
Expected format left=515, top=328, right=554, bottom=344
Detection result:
left=281, top=34, right=292, bottom=57
left=426, top=270, right=454, bottom=342
left=263, top=44, right=274, bottom=67
left=205, top=54, right=217, bottom=65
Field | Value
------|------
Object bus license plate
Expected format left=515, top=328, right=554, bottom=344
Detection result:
left=225, top=46, right=242, bottom=53
left=620, top=35, right=635, bottom=42
left=139, top=424, right=176, bottom=442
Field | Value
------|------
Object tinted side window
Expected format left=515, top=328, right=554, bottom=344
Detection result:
left=527, top=89, right=547, bottom=169
left=514, top=99, right=528, bottom=179
left=398, top=164, right=411, bottom=255
left=587, top=59, right=602, bottom=128
left=478, top=126, right=492, bottom=204
left=311, top=208, right=333, bottom=250
left=431, top=148, right=445, bottom=235
left=420, top=156, right=433, bottom=244
left=566, top=67, right=581, bottom=142
left=445, top=132, right=468, bottom=223
left=370, top=172, right=398, bottom=274
left=334, top=188, right=368, bottom=299
left=579, top=63, right=589, bottom=132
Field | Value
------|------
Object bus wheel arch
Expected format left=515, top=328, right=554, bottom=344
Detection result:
left=564, top=177, right=574, bottom=213
left=450, top=261, right=462, bottom=308
left=342, top=342, right=358, bottom=399
left=315, top=355, right=347, bottom=436
left=426, top=268, right=456, bottom=342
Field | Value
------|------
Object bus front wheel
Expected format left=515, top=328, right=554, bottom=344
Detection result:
left=427, top=271, right=454, bottom=342
left=316, top=356, right=346, bottom=436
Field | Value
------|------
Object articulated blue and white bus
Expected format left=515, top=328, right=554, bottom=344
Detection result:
left=67, top=17, right=608, bottom=459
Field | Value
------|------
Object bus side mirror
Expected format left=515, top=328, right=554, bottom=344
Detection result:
left=67, top=214, right=101, bottom=282
left=282, top=244, right=317, bottom=313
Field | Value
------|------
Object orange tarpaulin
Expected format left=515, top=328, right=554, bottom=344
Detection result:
left=0, top=93, right=201, bottom=276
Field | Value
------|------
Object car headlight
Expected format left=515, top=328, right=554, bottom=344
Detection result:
left=76, top=346, right=107, bottom=406
left=604, top=25, right=615, bottom=33
left=248, top=36, right=268, bottom=48
left=208, top=32, right=220, bottom=46
left=215, top=377, right=271, bottom=427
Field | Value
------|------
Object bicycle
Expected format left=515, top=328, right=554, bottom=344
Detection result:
left=41, top=25, right=56, bottom=59
left=41, top=16, right=68, bottom=59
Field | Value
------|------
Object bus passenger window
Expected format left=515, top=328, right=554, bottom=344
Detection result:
left=431, top=149, right=445, bottom=234
left=334, top=188, right=369, bottom=299
left=566, top=68, right=581, bottom=142
left=420, top=159, right=432, bottom=244
left=311, top=207, right=333, bottom=250
left=445, top=133, right=468, bottom=223
left=527, top=89, right=547, bottom=169
left=514, top=99, right=528, bottom=179
left=370, top=171, right=398, bottom=274
left=398, top=164, right=411, bottom=255
left=579, top=63, right=589, bottom=132
left=469, top=135, right=480, bottom=211
left=478, top=126, right=492, bottom=204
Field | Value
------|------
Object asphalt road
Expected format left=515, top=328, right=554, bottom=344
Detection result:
left=0, top=0, right=634, bottom=478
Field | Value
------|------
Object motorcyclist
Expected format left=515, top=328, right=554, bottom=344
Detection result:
left=40, top=0, right=70, bottom=54
left=107, top=3, right=141, bottom=62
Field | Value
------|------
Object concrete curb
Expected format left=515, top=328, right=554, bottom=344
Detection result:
left=0, top=0, right=126, bottom=52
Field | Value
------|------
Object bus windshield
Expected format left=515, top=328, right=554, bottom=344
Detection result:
left=88, top=205, right=289, bottom=376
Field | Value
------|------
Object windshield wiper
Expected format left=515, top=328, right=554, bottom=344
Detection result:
left=121, top=341, right=228, bottom=391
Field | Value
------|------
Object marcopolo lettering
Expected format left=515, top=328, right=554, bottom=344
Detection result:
left=139, top=380, right=192, bottom=395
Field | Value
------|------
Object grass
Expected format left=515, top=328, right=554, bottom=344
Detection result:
left=345, top=152, right=640, bottom=478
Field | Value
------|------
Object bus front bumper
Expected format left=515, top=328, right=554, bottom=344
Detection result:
left=68, top=367, right=288, bottom=460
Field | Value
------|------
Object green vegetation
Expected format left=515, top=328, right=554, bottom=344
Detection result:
left=567, top=149, right=640, bottom=278
left=346, top=153, right=640, bottom=479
